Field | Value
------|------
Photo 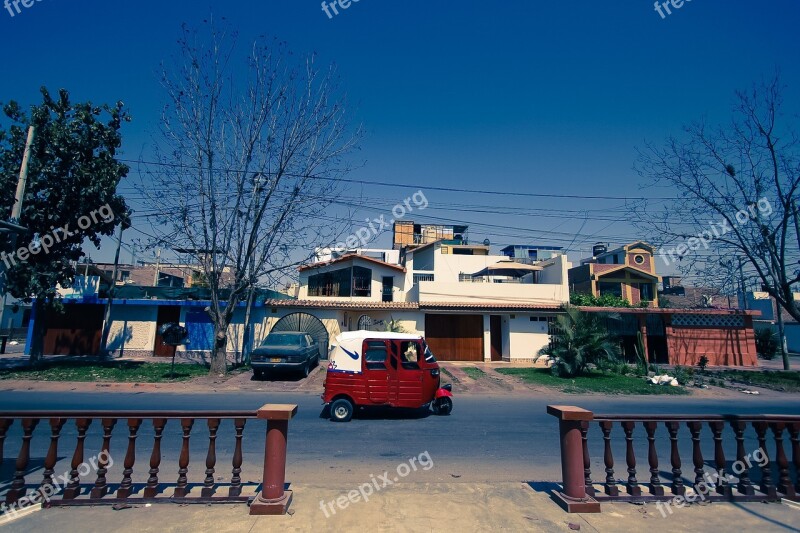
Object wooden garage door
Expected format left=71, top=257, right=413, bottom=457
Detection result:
left=43, top=304, right=104, bottom=356
left=424, top=314, right=484, bottom=361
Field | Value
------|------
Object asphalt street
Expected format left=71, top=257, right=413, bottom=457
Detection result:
left=2, top=391, right=799, bottom=488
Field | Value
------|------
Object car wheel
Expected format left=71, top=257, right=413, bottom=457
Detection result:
left=254, top=369, right=264, bottom=380
left=301, top=362, right=310, bottom=378
left=432, top=397, right=453, bottom=416
left=330, top=398, right=354, bottom=422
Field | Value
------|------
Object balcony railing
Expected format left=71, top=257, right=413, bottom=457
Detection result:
left=547, top=405, right=800, bottom=513
left=0, top=404, right=298, bottom=515
left=413, top=273, right=435, bottom=283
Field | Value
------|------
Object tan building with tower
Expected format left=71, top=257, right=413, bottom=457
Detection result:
left=568, top=241, right=661, bottom=307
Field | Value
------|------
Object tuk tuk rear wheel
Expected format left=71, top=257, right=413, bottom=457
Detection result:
left=330, top=398, right=354, bottom=422
left=433, top=397, right=453, bottom=416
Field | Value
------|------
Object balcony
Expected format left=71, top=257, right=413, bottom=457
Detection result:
left=416, top=281, right=567, bottom=304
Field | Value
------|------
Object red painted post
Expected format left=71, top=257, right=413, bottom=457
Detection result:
left=249, top=404, right=298, bottom=516
left=546, top=406, right=601, bottom=513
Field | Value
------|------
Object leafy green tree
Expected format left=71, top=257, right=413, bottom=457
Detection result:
left=0, top=88, right=130, bottom=364
left=536, top=306, right=620, bottom=378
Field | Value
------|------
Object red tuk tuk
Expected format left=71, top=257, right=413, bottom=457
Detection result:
left=322, top=331, right=453, bottom=422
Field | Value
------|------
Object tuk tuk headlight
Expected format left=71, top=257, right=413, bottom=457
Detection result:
left=430, top=368, right=440, bottom=377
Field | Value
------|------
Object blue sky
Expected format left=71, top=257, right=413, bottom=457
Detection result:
left=1, top=1, right=799, bottom=271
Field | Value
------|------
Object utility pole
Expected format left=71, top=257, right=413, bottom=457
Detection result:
left=152, top=247, right=161, bottom=286
left=738, top=257, right=747, bottom=310
left=11, top=127, right=35, bottom=222
left=0, top=126, right=35, bottom=335
left=100, top=222, right=126, bottom=355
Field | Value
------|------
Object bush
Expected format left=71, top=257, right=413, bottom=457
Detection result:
left=697, top=355, right=709, bottom=373
left=754, top=328, right=778, bottom=360
left=536, top=306, right=621, bottom=378
left=569, top=293, right=632, bottom=308
left=672, top=365, right=693, bottom=385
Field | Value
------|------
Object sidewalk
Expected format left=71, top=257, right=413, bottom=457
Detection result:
left=5, top=482, right=798, bottom=532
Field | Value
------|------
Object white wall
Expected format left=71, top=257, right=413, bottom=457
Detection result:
left=538, top=254, right=571, bottom=285
left=106, top=305, right=158, bottom=354
left=507, top=314, right=551, bottom=360
left=417, top=281, right=567, bottom=304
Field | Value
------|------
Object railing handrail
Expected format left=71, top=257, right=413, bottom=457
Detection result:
left=592, top=414, right=800, bottom=423
left=546, top=404, right=800, bottom=514
left=0, top=410, right=259, bottom=419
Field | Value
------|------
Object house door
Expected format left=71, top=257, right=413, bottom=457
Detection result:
left=490, top=315, right=503, bottom=361
left=154, top=306, right=181, bottom=357
left=392, top=340, right=424, bottom=407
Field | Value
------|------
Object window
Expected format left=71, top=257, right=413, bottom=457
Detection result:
left=308, top=267, right=351, bottom=297
left=634, top=254, right=645, bottom=265
left=352, top=266, right=372, bottom=297
left=308, top=265, right=372, bottom=297
left=364, top=340, right=388, bottom=370
left=400, top=341, right=421, bottom=369
left=598, top=281, right=622, bottom=298
left=638, top=283, right=654, bottom=301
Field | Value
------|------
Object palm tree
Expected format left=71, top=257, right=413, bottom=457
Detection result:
left=536, top=306, right=620, bottom=378
left=385, top=316, right=406, bottom=333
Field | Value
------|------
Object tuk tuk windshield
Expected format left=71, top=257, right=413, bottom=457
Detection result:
left=424, top=345, right=437, bottom=363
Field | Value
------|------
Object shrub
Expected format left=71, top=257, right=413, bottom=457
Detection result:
left=698, top=355, right=709, bottom=373
left=536, top=306, right=621, bottom=378
left=754, top=328, right=778, bottom=360
left=569, top=293, right=632, bottom=308
left=672, top=365, right=691, bottom=385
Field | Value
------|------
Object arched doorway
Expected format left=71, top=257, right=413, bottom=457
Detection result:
left=270, top=312, right=330, bottom=359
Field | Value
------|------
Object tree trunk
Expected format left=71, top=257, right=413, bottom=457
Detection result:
left=28, top=299, right=48, bottom=367
left=241, top=289, right=256, bottom=366
left=209, top=322, right=228, bottom=375
left=776, top=309, right=790, bottom=371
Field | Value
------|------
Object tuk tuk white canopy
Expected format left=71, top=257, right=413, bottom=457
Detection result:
left=328, top=330, right=423, bottom=374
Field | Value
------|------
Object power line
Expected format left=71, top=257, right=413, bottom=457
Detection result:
left=119, top=158, right=679, bottom=202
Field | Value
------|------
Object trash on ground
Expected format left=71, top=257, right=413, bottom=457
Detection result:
left=648, top=374, right=679, bottom=387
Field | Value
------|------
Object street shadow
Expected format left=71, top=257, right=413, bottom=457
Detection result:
left=318, top=405, right=433, bottom=421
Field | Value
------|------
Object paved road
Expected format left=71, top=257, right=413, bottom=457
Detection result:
left=2, top=391, right=799, bottom=488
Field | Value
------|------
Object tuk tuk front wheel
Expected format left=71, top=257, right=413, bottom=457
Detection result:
left=432, top=397, right=453, bottom=416
left=330, top=398, right=354, bottom=422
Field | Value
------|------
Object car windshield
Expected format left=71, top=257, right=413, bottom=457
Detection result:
left=261, top=333, right=303, bottom=346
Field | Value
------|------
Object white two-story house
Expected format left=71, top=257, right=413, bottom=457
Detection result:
left=264, top=233, right=571, bottom=362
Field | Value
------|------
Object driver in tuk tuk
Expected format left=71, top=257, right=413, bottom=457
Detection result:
left=403, top=342, right=418, bottom=363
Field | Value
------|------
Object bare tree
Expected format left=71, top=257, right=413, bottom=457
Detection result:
left=635, top=76, right=800, bottom=370
left=139, top=22, right=359, bottom=374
